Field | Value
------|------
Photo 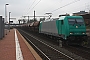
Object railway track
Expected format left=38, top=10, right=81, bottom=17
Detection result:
left=35, top=31, right=90, bottom=60
left=17, top=29, right=89, bottom=60
left=18, top=29, right=75, bottom=60
left=63, top=45, right=90, bottom=60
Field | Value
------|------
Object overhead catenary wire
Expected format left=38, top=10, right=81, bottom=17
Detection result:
left=31, top=0, right=41, bottom=10
left=19, top=0, right=37, bottom=19
left=51, top=0, right=80, bottom=12
left=27, top=0, right=42, bottom=14
left=26, top=0, right=37, bottom=15
left=22, top=0, right=32, bottom=14
left=20, top=0, right=79, bottom=19
left=41, top=0, right=63, bottom=14
left=19, top=0, right=42, bottom=20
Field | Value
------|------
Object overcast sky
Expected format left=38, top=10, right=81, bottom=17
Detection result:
left=0, top=0, right=90, bottom=23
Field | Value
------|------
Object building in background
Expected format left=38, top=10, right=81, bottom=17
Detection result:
left=73, top=11, right=88, bottom=16
left=73, top=11, right=90, bottom=26
left=80, top=13, right=90, bottom=26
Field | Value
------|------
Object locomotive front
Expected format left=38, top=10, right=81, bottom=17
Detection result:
left=66, top=16, right=87, bottom=45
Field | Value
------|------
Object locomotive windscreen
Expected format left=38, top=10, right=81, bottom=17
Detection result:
left=68, top=19, right=84, bottom=25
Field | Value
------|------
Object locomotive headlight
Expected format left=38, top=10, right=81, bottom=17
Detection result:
left=70, top=32, right=73, bottom=34
left=82, top=33, right=85, bottom=34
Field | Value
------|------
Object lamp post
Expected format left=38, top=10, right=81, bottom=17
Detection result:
left=5, top=4, right=9, bottom=23
left=5, top=3, right=9, bottom=35
left=9, top=12, right=11, bottom=32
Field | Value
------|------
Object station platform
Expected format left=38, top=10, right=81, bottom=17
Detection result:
left=0, top=29, right=42, bottom=60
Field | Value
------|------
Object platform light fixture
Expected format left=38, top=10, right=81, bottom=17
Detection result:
left=5, top=3, right=9, bottom=35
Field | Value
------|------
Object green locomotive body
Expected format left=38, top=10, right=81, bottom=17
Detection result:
left=39, top=16, right=87, bottom=45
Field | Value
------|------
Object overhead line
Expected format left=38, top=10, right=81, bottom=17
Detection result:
left=26, top=0, right=37, bottom=15
left=20, top=0, right=42, bottom=20
left=20, top=0, right=34, bottom=19
left=31, top=0, right=41, bottom=10
left=43, top=0, right=63, bottom=13
left=51, top=0, right=80, bottom=12
left=27, top=0, right=42, bottom=14
left=20, top=0, right=37, bottom=20
left=23, top=0, right=32, bottom=14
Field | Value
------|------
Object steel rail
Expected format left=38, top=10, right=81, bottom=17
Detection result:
left=20, top=29, right=75, bottom=60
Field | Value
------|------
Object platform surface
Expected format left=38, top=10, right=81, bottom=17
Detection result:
left=0, top=29, right=42, bottom=60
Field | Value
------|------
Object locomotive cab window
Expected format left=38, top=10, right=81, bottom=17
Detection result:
left=76, top=19, right=84, bottom=25
left=68, top=19, right=84, bottom=25
left=68, top=19, right=75, bottom=25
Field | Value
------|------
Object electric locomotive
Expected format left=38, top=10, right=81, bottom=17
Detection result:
left=39, top=16, right=87, bottom=45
